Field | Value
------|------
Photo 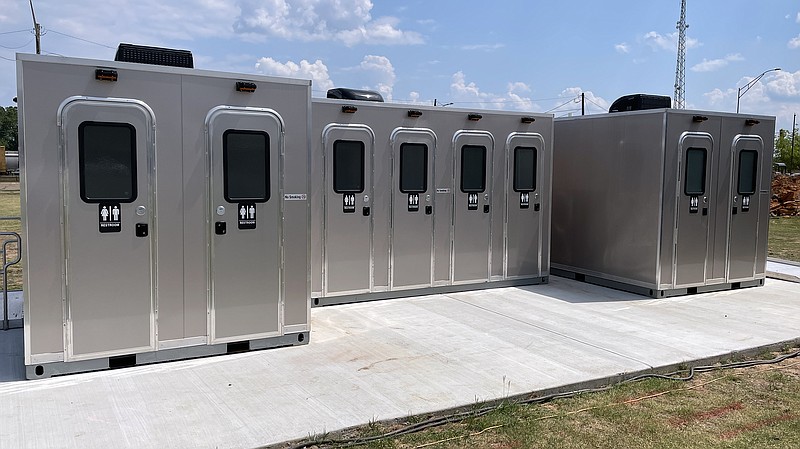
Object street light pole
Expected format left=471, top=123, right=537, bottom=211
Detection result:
left=792, top=113, right=797, bottom=173
left=736, top=67, right=781, bottom=113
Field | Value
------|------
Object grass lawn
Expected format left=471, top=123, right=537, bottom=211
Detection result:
left=768, top=216, right=800, bottom=262
left=287, top=350, right=800, bottom=449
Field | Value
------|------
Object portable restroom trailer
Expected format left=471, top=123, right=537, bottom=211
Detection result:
left=551, top=108, right=774, bottom=297
left=310, top=95, right=553, bottom=306
left=17, top=50, right=310, bottom=378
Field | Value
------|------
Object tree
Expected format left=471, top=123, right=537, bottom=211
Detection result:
left=0, top=106, right=18, bottom=152
left=775, top=127, right=799, bottom=173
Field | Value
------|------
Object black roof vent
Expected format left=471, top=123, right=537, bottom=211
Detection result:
left=114, top=43, right=194, bottom=68
left=327, top=88, right=384, bottom=102
left=609, top=94, right=671, bottom=113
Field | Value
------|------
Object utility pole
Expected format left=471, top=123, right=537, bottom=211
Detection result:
left=792, top=113, right=797, bottom=173
left=29, top=0, right=41, bottom=54
left=673, top=0, right=688, bottom=109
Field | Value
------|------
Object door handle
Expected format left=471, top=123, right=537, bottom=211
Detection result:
left=425, top=205, right=432, bottom=215
left=135, top=223, right=148, bottom=237
left=363, top=206, right=370, bottom=216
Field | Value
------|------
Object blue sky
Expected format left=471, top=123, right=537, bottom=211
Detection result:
left=1, top=0, right=799, bottom=130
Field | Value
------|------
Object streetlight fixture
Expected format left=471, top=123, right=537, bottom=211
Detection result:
left=736, top=67, right=781, bottom=113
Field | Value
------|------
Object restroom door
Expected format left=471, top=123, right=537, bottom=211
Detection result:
left=505, top=133, right=545, bottom=279
left=390, top=128, right=436, bottom=290
left=323, top=125, right=374, bottom=296
left=727, top=135, right=764, bottom=282
left=674, top=132, right=714, bottom=287
left=207, top=107, right=282, bottom=343
left=60, top=97, right=155, bottom=361
left=452, top=131, right=494, bottom=284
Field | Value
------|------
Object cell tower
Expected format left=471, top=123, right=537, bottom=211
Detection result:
left=673, top=0, right=688, bottom=109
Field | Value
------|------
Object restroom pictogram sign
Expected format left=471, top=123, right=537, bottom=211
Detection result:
left=99, top=203, right=121, bottom=233
left=238, top=203, right=256, bottom=229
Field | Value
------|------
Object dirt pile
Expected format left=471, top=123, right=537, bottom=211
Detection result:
left=771, top=173, right=800, bottom=216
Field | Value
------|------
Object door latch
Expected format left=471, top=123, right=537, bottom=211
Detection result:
left=215, top=221, right=227, bottom=235
left=135, top=223, right=148, bottom=237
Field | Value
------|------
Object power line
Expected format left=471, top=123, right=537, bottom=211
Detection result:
left=46, top=29, right=115, bottom=49
left=0, top=54, right=14, bottom=62
left=0, top=38, right=34, bottom=50
left=0, top=29, right=31, bottom=36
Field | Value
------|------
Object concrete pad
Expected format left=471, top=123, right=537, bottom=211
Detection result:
left=1, top=277, right=799, bottom=449
left=768, top=258, right=800, bottom=283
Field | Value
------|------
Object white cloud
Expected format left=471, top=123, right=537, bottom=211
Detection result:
left=234, top=0, right=423, bottom=46
left=643, top=31, right=699, bottom=52
left=766, top=70, right=800, bottom=98
left=556, top=87, right=609, bottom=114
left=702, top=87, right=734, bottom=106
left=615, top=43, right=630, bottom=54
left=358, top=54, right=396, bottom=100
left=690, top=53, right=744, bottom=72
left=797, top=12, right=800, bottom=23
left=460, top=43, right=505, bottom=51
left=789, top=34, right=800, bottom=49
left=448, top=72, right=536, bottom=111
left=255, top=57, right=334, bottom=93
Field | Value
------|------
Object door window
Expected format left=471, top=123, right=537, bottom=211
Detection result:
left=460, top=145, right=486, bottom=193
left=223, top=130, right=270, bottom=202
left=513, top=146, right=537, bottom=192
left=737, top=150, right=758, bottom=195
left=684, top=147, right=707, bottom=195
left=399, top=143, right=428, bottom=193
left=79, top=122, right=137, bottom=203
left=333, top=140, right=365, bottom=193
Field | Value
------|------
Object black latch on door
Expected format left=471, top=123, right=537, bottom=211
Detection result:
left=135, top=223, right=148, bottom=237
left=215, top=221, right=227, bottom=235
left=362, top=206, right=371, bottom=216
left=425, top=205, right=432, bottom=215
left=534, top=203, right=541, bottom=212
left=483, top=205, right=490, bottom=213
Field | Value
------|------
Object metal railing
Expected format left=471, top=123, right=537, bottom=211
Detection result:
left=0, top=225, right=22, bottom=331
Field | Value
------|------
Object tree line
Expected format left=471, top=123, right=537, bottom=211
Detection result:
left=0, top=106, right=17, bottom=152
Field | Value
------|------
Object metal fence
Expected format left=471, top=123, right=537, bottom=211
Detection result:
left=0, top=217, right=22, bottom=331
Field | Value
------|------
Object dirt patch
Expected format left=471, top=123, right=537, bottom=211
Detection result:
left=771, top=174, right=800, bottom=216
left=669, top=402, right=744, bottom=427
left=719, top=412, right=796, bottom=440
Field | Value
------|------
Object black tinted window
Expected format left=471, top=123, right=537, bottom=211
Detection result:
left=684, top=147, right=706, bottom=196
left=460, top=145, right=486, bottom=193
left=224, top=130, right=270, bottom=202
left=737, top=150, right=758, bottom=195
left=79, top=122, right=137, bottom=203
left=514, top=146, right=537, bottom=192
left=400, top=143, right=428, bottom=193
left=333, top=140, right=365, bottom=193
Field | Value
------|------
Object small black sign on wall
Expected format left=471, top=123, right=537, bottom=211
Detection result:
left=99, top=203, right=121, bottom=233
left=238, top=203, right=256, bottom=229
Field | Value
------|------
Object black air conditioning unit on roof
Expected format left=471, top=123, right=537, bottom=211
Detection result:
left=114, top=43, right=194, bottom=68
left=609, top=94, right=671, bottom=113
left=327, top=88, right=384, bottom=102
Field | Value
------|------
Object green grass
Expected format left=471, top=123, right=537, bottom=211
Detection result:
left=768, top=216, right=800, bottom=262
left=291, top=352, right=800, bottom=449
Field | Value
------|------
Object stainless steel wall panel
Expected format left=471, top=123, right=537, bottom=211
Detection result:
left=553, top=109, right=774, bottom=297
left=19, top=53, right=311, bottom=376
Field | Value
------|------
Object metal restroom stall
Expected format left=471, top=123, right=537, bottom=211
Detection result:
left=310, top=94, right=553, bottom=306
left=17, top=48, right=310, bottom=378
left=551, top=108, right=774, bottom=297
